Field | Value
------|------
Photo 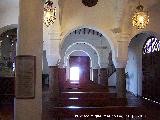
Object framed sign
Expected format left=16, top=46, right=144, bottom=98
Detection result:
left=15, top=55, right=36, bottom=99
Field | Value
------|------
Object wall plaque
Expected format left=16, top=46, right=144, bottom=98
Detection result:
left=15, top=55, right=36, bottom=99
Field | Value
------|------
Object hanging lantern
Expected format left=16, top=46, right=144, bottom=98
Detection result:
left=43, top=0, right=56, bottom=27
left=132, top=2, right=149, bottom=29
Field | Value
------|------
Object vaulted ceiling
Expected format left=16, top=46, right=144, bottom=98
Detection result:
left=0, top=0, right=18, bottom=9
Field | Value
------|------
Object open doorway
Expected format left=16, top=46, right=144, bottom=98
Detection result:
left=70, top=66, right=80, bottom=83
left=69, top=56, right=90, bottom=84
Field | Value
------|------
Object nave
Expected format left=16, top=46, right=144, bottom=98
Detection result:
left=42, top=80, right=160, bottom=120
left=0, top=80, right=160, bottom=120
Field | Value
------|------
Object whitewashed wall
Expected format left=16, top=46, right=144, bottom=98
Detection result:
left=0, top=7, right=18, bottom=29
left=126, top=32, right=160, bottom=96
left=43, top=0, right=61, bottom=66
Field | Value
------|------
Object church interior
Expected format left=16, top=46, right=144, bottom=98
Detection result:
left=0, top=0, right=160, bottom=120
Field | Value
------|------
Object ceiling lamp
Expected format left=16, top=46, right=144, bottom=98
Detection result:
left=82, top=0, right=98, bottom=7
left=132, top=1, right=149, bottom=29
left=43, top=0, right=56, bottom=27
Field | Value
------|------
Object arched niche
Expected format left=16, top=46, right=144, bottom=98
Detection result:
left=126, top=31, right=160, bottom=96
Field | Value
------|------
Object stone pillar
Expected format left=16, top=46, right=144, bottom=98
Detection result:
left=15, top=0, right=43, bottom=120
left=99, top=68, right=108, bottom=86
left=113, top=33, right=129, bottom=98
left=58, top=68, right=66, bottom=91
left=49, top=66, right=60, bottom=100
left=114, top=59, right=127, bottom=98
left=43, top=0, right=61, bottom=101
left=116, top=68, right=126, bottom=98
left=93, top=69, right=98, bottom=84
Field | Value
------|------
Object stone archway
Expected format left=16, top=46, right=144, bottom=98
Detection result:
left=60, top=26, right=115, bottom=64
left=60, top=27, right=112, bottom=68
left=68, top=50, right=91, bottom=84
left=142, top=36, right=160, bottom=103
left=65, top=48, right=96, bottom=82
left=126, top=31, right=160, bottom=96
left=64, top=42, right=100, bottom=68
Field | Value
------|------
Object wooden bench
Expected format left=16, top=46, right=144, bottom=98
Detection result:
left=46, top=106, right=147, bottom=119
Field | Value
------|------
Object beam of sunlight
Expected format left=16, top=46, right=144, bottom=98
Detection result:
left=70, top=67, right=80, bottom=81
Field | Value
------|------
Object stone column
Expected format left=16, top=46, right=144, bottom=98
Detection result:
left=114, top=58, right=127, bottom=98
left=15, top=0, right=43, bottom=120
left=58, top=67, right=66, bottom=91
left=113, top=33, right=129, bottom=98
left=116, top=68, right=126, bottom=98
left=99, top=68, right=108, bottom=86
left=114, top=59, right=127, bottom=98
left=93, top=69, right=98, bottom=84
left=49, top=66, right=60, bottom=101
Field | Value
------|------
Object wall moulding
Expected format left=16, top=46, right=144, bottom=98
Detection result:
left=117, top=33, right=131, bottom=42
left=113, top=58, right=128, bottom=68
left=49, top=32, right=61, bottom=40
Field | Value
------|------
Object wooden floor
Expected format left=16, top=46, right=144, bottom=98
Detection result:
left=0, top=81, right=160, bottom=120
left=42, top=81, right=160, bottom=120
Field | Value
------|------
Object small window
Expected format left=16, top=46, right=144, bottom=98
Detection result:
left=143, top=37, right=160, bottom=54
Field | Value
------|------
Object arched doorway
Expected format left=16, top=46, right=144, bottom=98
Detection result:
left=126, top=31, right=160, bottom=101
left=60, top=27, right=112, bottom=68
left=142, top=36, right=160, bottom=103
left=60, top=27, right=113, bottom=86
left=64, top=43, right=99, bottom=83
left=126, top=33, right=146, bottom=96
left=69, top=53, right=91, bottom=84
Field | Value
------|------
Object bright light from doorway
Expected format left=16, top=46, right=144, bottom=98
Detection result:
left=69, top=97, right=79, bottom=100
left=70, top=67, right=80, bottom=81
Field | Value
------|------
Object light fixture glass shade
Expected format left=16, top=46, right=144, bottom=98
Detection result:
left=43, top=0, right=56, bottom=27
left=132, top=4, right=149, bottom=29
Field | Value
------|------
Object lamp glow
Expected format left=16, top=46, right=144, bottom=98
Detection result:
left=132, top=3, right=149, bottom=29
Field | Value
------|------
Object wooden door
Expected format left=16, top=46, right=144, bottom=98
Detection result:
left=142, top=50, right=160, bottom=102
left=69, top=56, right=90, bottom=84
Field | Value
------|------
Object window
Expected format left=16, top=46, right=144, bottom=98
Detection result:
left=143, top=37, right=160, bottom=54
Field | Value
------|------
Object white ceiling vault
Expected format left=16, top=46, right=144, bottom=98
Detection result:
left=0, top=0, right=159, bottom=18
left=0, top=0, right=19, bottom=9
left=0, top=0, right=159, bottom=11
